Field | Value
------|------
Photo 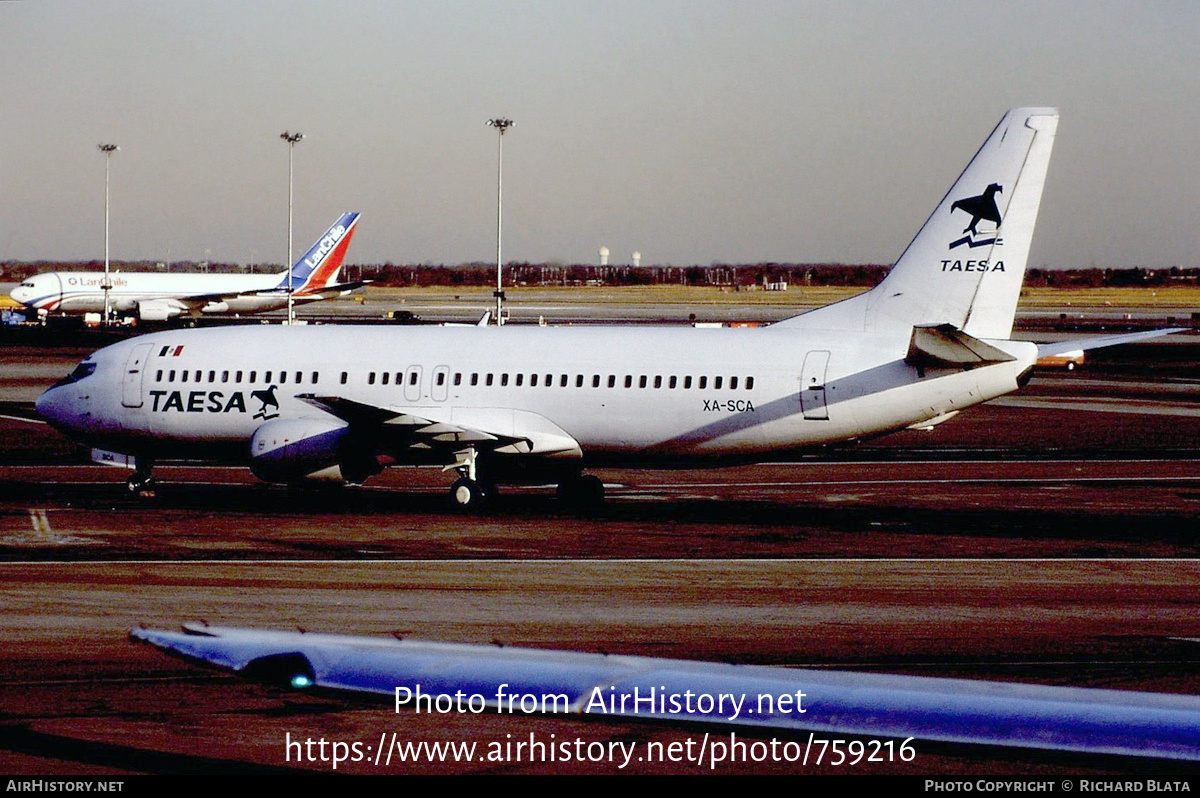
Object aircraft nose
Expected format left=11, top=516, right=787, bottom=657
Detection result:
left=36, top=385, right=82, bottom=434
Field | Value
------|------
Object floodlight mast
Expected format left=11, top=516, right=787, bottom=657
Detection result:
left=486, top=117, right=513, bottom=325
left=280, top=131, right=304, bottom=325
left=98, top=144, right=118, bottom=323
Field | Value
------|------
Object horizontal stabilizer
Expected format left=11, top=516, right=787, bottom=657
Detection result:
left=132, top=625, right=1200, bottom=761
left=1037, top=328, right=1187, bottom=358
left=905, top=324, right=1016, bottom=369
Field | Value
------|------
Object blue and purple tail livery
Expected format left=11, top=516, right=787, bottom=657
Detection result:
left=278, top=212, right=360, bottom=294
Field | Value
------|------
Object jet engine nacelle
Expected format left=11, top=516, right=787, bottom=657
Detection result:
left=136, top=299, right=188, bottom=322
left=249, top=417, right=380, bottom=484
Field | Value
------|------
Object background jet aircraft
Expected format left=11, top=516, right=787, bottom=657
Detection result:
left=10, top=212, right=362, bottom=321
left=32, top=109, right=1180, bottom=508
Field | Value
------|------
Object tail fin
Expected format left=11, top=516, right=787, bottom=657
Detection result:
left=277, top=212, right=360, bottom=295
left=779, top=108, right=1058, bottom=339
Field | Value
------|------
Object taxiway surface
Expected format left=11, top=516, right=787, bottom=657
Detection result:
left=0, top=331, right=1197, bottom=774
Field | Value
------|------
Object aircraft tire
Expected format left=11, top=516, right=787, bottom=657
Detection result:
left=126, top=475, right=157, bottom=500
left=557, top=474, right=605, bottom=508
left=450, top=478, right=485, bottom=511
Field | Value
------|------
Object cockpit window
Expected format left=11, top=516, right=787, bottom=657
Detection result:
left=52, top=361, right=97, bottom=388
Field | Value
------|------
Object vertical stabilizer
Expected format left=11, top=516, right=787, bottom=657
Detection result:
left=277, top=212, right=361, bottom=295
left=779, top=108, right=1057, bottom=339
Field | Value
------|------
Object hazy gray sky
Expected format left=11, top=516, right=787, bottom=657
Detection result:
left=1, top=1, right=1197, bottom=269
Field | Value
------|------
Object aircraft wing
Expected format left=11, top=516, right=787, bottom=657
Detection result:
left=131, top=625, right=1200, bottom=762
left=1036, top=328, right=1188, bottom=358
left=295, top=394, right=582, bottom=458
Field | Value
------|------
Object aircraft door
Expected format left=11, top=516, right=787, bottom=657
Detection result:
left=121, top=343, right=155, bottom=408
left=431, top=366, right=450, bottom=402
left=800, top=350, right=830, bottom=420
left=404, top=366, right=423, bottom=402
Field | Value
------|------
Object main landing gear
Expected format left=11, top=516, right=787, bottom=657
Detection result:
left=444, top=448, right=605, bottom=511
left=447, top=447, right=487, bottom=511
left=556, top=473, right=605, bottom=509
left=125, top=457, right=157, bottom=499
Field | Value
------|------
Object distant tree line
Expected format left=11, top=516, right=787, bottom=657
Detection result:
left=3, top=260, right=1197, bottom=289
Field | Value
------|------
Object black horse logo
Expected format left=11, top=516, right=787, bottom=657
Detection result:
left=251, top=385, right=280, bottom=420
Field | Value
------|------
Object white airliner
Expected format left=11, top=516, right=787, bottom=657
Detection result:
left=33, top=109, right=1176, bottom=507
left=10, top=212, right=361, bottom=321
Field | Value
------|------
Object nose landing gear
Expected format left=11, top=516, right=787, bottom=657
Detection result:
left=125, top=457, right=157, bottom=499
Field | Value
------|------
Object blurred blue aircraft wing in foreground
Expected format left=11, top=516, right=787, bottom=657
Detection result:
left=132, top=624, right=1200, bottom=761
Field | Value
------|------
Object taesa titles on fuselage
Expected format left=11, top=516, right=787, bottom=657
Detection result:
left=37, top=109, right=1166, bottom=509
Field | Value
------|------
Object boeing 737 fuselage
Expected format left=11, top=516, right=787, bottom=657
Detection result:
left=39, top=109, right=1159, bottom=509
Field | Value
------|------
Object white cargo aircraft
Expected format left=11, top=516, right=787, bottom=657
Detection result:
left=11, top=213, right=361, bottom=321
left=33, top=109, right=1175, bottom=508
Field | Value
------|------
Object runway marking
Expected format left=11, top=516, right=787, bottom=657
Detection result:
left=0, top=509, right=89, bottom=547
left=3, top=557, right=1199, bottom=565
left=0, top=414, right=45, bottom=424
left=989, top=397, right=1200, bottom=417
left=620, top=476, right=1200, bottom=490
left=29, top=509, right=51, bottom=537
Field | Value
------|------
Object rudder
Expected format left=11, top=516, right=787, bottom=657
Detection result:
left=780, top=108, right=1058, bottom=339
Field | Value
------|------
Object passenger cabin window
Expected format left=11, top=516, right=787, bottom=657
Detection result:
left=381, top=372, right=389, bottom=385
left=311, top=371, right=318, bottom=384
left=236, top=371, right=243, bottom=383
left=340, top=372, right=348, bottom=385
left=368, top=372, right=376, bottom=385
left=156, top=370, right=163, bottom=382
left=531, top=374, right=538, bottom=387
left=515, top=374, right=523, bottom=387
left=699, top=376, right=707, bottom=389
left=560, top=375, right=568, bottom=387
left=746, top=376, right=755, bottom=389
left=454, top=373, right=462, bottom=386
left=715, top=376, right=723, bottom=389
left=437, top=372, right=446, bottom=386
left=471, top=373, right=479, bottom=386
left=208, top=371, right=215, bottom=383
left=501, top=373, right=509, bottom=387
left=654, top=376, right=662, bottom=389
left=669, top=376, right=677, bottom=389
left=181, top=371, right=188, bottom=383
left=248, top=371, right=256, bottom=383
left=625, top=375, right=632, bottom=388
left=730, top=376, right=738, bottom=389
left=280, top=372, right=287, bottom=384
left=486, top=374, right=494, bottom=386
left=575, top=375, right=583, bottom=388
left=222, top=371, right=229, bottom=383
left=296, top=371, right=303, bottom=384
left=592, top=375, right=600, bottom=388
left=607, top=375, right=615, bottom=388
left=639, top=376, right=647, bottom=388
left=410, top=371, right=419, bottom=386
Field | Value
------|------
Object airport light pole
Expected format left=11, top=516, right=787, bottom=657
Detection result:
left=280, top=131, right=304, bottom=325
left=486, top=118, right=513, bottom=325
left=98, top=143, right=118, bottom=323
